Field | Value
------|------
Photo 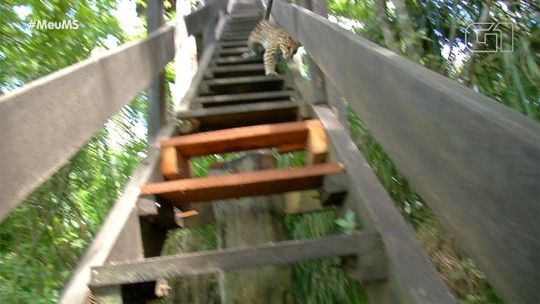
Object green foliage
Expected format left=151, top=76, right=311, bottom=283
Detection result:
left=328, top=0, right=539, bottom=119
left=335, top=209, right=357, bottom=235
left=0, top=0, right=124, bottom=93
left=285, top=210, right=368, bottom=303
left=0, top=1, right=150, bottom=303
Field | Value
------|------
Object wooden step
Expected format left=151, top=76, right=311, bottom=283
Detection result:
left=89, top=232, right=381, bottom=288
left=159, top=119, right=328, bottom=180
left=221, top=36, right=250, bottom=42
left=224, top=25, right=256, bottom=33
left=222, top=34, right=250, bottom=41
left=209, top=63, right=265, bottom=78
left=216, top=55, right=261, bottom=65
left=216, top=47, right=251, bottom=56
left=200, top=75, right=283, bottom=94
left=160, top=119, right=323, bottom=157
left=141, top=162, right=342, bottom=204
left=220, top=41, right=248, bottom=48
left=229, top=12, right=262, bottom=20
left=176, top=101, right=299, bottom=131
left=196, top=90, right=293, bottom=106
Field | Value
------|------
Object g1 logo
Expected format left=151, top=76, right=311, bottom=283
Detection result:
left=465, top=22, right=514, bottom=53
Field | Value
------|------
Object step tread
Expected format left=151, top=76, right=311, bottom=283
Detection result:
left=176, top=101, right=298, bottom=131
left=203, top=75, right=282, bottom=86
left=177, top=100, right=297, bottom=119
left=141, top=162, right=343, bottom=205
left=196, top=90, right=292, bottom=104
left=89, top=232, right=378, bottom=287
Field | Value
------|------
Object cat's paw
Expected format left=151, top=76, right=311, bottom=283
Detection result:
left=265, top=70, right=278, bottom=76
left=155, top=278, right=171, bottom=297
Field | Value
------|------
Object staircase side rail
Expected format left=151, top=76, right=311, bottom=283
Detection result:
left=0, top=0, right=229, bottom=223
left=0, top=25, right=175, bottom=222
left=272, top=2, right=540, bottom=303
left=184, top=0, right=229, bottom=36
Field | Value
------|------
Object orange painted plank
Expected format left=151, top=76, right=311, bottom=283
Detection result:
left=159, top=120, right=322, bottom=157
left=161, top=146, right=191, bottom=180
left=178, top=210, right=199, bottom=218
left=141, top=162, right=343, bottom=205
left=306, top=120, right=328, bottom=165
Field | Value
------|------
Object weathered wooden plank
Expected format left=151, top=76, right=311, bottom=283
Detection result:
left=210, top=63, right=265, bottom=77
left=90, top=231, right=380, bottom=287
left=59, top=125, right=176, bottom=304
left=210, top=152, right=292, bottom=303
left=312, top=105, right=454, bottom=303
left=146, top=0, right=167, bottom=145
left=195, top=90, right=292, bottom=105
left=160, top=120, right=319, bottom=157
left=273, top=3, right=540, bottom=303
left=184, top=0, right=229, bottom=35
left=219, top=40, right=249, bottom=48
left=176, top=42, right=219, bottom=112
left=0, top=25, right=175, bottom=222
left=216, top=55, right=261, bottom=65
left=201, top=75, right=284, bottom=95
left=176, top=101, right=299, bottom=130
left=140, top=162, right=343, bottom=204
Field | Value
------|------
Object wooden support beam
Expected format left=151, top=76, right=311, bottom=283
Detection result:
left=141, top=162, right=343, bottom=205
left=306, top=119, right=328, bottom=164
left=137, top=196, right=181, bottom=228
left=90, top=231, right=380, bottom=287
left=160, top=120, right=320, bottom=157
left=161, top=146, right=191, bottom=179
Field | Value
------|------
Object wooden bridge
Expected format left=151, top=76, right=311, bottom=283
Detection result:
left=0, top=0, right=538, bottom=303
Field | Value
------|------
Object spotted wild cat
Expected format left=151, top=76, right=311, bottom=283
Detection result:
left=243, top=20, right=301, bottom=75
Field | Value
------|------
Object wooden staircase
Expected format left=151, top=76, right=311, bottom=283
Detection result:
left=88, top=6, right=385, bottom=303
left=85, top=3, right=458, bottom=303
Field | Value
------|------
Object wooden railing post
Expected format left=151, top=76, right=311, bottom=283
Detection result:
left=147, top=0, right=168, bottom=145
left=293, top=0, right=348, bottom=128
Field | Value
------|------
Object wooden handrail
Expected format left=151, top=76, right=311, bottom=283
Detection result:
left=0, top=0, right=230, bottom=223
left=0, top=24, right=175, bottom=222
left=184, top=0, right=229, bottom=35
left=272, top=1, right=540, bottom=303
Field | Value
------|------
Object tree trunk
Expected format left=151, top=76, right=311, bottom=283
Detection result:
left=391, top=0, right=421, bottom=62
left=210, top=152, right=293, bottom=304
left=375, top=0, right=400, bottom=53
left=446, top=0, right=459, bottom=76
left=462, top=0, right=492, bottom=87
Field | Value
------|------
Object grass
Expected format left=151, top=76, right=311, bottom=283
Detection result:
left=346, top=102, right=502, bottom=304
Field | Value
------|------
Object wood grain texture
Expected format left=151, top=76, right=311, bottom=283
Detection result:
left=313, top=105, right=454, bottom=303
left=184, top=0, right=229, bottom=35
left=160, top=120, right=320, bottom=157
left=90, top=232, right=380, bottom=287
left=140, top=162, right=343, bottom=204
left=273, top=2, right=539, bottom=302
